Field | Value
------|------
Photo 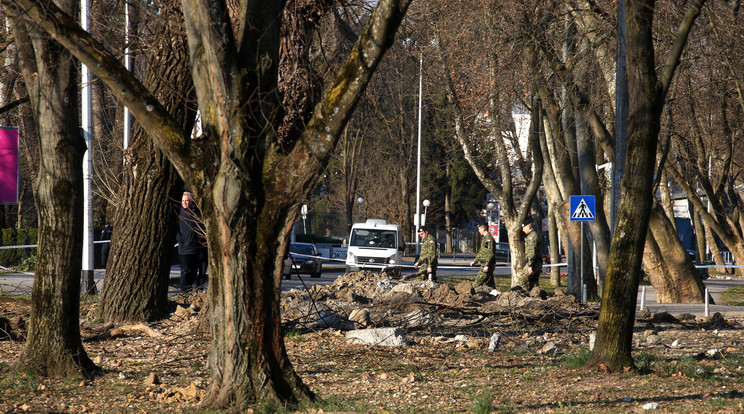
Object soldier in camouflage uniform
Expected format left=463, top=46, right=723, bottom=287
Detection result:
left=514, top=217, right=542, bottom=290
left=471, top=224, right=496, bottom=288
left=404, top=226, right=438, bottom=281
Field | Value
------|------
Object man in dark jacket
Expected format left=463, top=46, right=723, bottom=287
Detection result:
left=177, top=191, right=205, bottom=292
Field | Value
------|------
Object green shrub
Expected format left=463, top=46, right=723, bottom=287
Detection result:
left=16, top=255, right=37, bottom=272
left=0, top=228, right=38, bottom=268
left=472, top=388, right=494, bottom=414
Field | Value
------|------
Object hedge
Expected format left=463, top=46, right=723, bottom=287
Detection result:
left=0, top=228, right=38, bottom=268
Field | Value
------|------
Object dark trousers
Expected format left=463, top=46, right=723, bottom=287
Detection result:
left=179, top=253, right=200, bottom=292
left=196, top=249, right=208, bottom=286
left=101, top=244, right=110, bottom=268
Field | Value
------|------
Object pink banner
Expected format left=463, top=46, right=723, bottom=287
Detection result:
left=0, top=127, right=19, bottom=204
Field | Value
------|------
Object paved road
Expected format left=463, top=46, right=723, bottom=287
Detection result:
left=634, top=277, right=744, bottom=318
left=3, top=260, right=743, bottom=318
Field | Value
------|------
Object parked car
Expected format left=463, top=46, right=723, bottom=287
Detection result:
left=494, top=242, right=510, bottom=263
left=283, top=242, right=322, bottom=278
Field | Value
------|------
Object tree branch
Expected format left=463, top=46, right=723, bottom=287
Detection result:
left=0, top=96, right=29, bottom=115
left=8, top=0, right=202, bottom=183
left=659, top=0, right=708, bottom=96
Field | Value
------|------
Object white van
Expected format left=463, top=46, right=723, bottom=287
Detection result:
left=345, top=219, right=403, bottom=277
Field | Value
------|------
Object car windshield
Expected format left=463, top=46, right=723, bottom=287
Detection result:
left=350, top=229, right=397, bottom=248
left=290, top=244, right=314, bottom=255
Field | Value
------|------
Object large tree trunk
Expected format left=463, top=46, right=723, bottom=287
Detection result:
left=643, top=202, right=706, bottom=303
left=7, top=0, right=96, bottom=376
left=586, top=0, right=706, bottom=372
left=99, top=1, right=194, bottom=323
left=201, top=203, right=311, bottom=407
left=586, top=0, right=660, bottom=367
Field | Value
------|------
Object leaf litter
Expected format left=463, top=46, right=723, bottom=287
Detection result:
left=1, top=270, right=743, bottom=413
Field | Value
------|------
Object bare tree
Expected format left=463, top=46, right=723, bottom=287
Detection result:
left=10, top=0, right=412, bottom=408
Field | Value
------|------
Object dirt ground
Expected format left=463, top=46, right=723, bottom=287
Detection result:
left=1, top=272, right=744, bottom=413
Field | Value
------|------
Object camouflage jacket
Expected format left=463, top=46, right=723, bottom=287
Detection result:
left=473, top=232, right=495, bottom=265
left=524, top=230, right=542, bottom=268
left=418, top=234, right=438, bottom=269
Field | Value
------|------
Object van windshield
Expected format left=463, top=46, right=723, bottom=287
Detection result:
left=350, top=229, right=397, bottom=248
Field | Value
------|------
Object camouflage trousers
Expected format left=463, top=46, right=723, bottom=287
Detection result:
left=402, top=268, right=437, bottom=281
left=513, top=265, right=540, bottom=291
left=473, top=264, right=495, bottom=288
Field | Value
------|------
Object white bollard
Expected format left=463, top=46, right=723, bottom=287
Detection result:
left=640, top=286, right=646, bottom=311
left=705, top=287, right=710, bottom=317
left=582, top=284, right=587, bottom=303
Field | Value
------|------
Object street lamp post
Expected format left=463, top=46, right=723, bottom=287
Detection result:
left=416, top=199, right=430, bottom=255
left=486, top=202, right=496, bottom=217
left=356, top=197, right=364, bottom=223
left=415, top=52, right=423, bottom=253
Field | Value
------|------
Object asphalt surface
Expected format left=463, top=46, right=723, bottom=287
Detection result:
left=2, top=258, right=743, bottom=318
left=634, top=277, right=744, bottom=318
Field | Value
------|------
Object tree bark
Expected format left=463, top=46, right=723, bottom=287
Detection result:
left=575, top=109, right=611, bottom=293
left=643, top=202, right=707, bottom=303
left=99, top=1, right=194, bottom=323
left=691, top=203, right=707, bottom=262
left=6, top=0, right=96, bottom=377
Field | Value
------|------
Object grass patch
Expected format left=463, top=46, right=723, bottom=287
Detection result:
left=635, top=352, right=710, bottom=378
left=721, top=286, right=744, bottom=306
left=0, top=371, right=42, bottom=404
left=284, top=327, right=304, bottom=341
left=561, top=348, right=590, bottom=369
left=472, top=388, right=495, bottom=414
left=247, top=396, right=372, bottom=414
left=0, top=291, right=31, bottom=301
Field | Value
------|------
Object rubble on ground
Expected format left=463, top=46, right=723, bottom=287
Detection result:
left=281, top=270, right=596, bottom=351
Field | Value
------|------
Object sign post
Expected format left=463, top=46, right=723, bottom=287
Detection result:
left=570, top=195, right=596, bottom=302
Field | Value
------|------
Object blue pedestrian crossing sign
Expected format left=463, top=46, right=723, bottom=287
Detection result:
left=570, top=195, right=596, bottom=221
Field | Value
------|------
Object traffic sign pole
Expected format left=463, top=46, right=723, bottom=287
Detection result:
left=570, top=195, right=596, bottom=303
left=581, top=222, right=585, bottom=303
